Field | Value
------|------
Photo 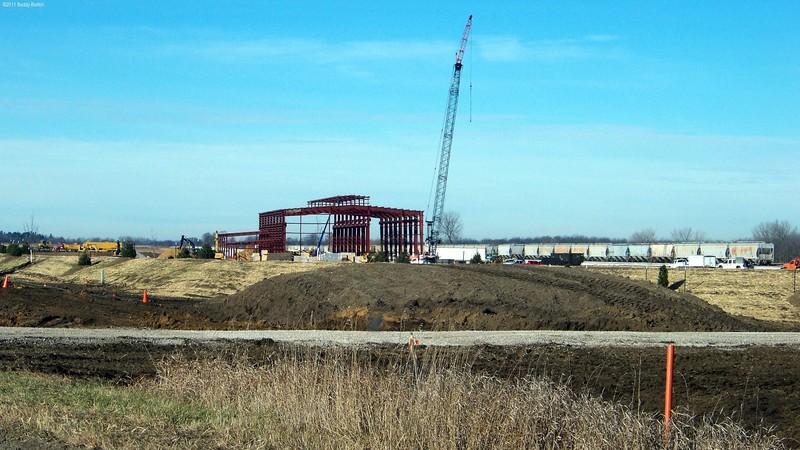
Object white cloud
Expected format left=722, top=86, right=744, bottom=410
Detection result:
left=477, top=35, right=625, bottom=62
left=167, top=38, right=452, bottom=65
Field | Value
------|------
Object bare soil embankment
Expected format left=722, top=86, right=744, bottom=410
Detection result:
left=0, top=257, right=790, bottom=332
left=211, top=263, right=780, bottom=332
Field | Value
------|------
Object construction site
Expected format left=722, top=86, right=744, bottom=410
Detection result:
left=2, top=253, right=800, bottom=447
left=3, top=14, right=800, bottom=450
left=216, top=18, right=475, bottom=266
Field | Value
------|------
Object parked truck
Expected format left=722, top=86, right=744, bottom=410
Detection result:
left=717, top=258, right=746, bottom=269
left=782, top=257, right=800, bottom=271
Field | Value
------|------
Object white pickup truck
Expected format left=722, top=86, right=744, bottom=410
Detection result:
left=717, top=258, right=745, bottom=269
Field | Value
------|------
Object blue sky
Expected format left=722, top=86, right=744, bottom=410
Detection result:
left=1, top=1, right=798, bottom=242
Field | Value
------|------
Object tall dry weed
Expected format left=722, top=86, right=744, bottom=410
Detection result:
left=153, top=347, right=785, bottom=449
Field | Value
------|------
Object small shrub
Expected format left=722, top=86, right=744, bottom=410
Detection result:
left=78, top=252, right=92, bottom=266
left=6, top=244, right=22, bottom=257
left=658, top=265, right=669, bottom=287
left=177, top=248, right=191, bottom=259
left=395, top=251, right=410, bottom=264
left=470, top=252, right=482, bottom=264
left=0, top=244, right=6, bottom=254
left=368, top=252, right=389, bottom=263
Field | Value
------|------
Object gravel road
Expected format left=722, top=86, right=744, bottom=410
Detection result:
left=2, top=327, right=799, bottom=348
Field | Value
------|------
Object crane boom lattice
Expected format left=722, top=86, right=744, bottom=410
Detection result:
left=426, top=15, right=472, bottom=261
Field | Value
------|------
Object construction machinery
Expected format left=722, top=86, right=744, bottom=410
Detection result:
left=783, top=257, right=800, bottom=271
left=63, top=242, right=82, bottom=252
left=212, top=232, right=225, bottom=259
left=424, top=15, right=472, bottom=263
left=315, top=215, right=332, bottom=257
left=83, top=241, right=121, bottom=254
left=178, top=235, right=197, bottom=257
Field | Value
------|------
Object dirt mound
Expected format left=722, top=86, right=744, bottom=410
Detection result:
left=209, top=264, right=773, bottom=331
left=0, top=282, right=222, bottom=330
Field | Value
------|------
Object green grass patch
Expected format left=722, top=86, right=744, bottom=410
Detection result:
left=0, top=371, right=251, bottom=448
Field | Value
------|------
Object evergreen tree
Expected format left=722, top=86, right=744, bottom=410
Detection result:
left=78, top=252, right=92, bottom=266
left=120, top=241, right=137, bottom=258
left=197, top=243, right=215, bottom=259
left=658, top=265, right=669, bottom=288
left=470, top=252, right=483, bottom=264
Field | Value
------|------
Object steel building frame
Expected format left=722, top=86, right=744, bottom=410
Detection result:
left=218, top=195, right=425, bottom=260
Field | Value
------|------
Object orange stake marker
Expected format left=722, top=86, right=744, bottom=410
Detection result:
left=664, top=344, right=675, bottom=446
left=1, top=275, right=8, bottom=289
left=142, top=289, right=149, bottom=303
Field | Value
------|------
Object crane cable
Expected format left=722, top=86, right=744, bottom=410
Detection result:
left=469, top=26, right=473, bottom=123
left=426, top=92, right=449, bottom=215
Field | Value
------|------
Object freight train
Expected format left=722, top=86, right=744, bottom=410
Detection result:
left=437, top=241, right=774, bottom=266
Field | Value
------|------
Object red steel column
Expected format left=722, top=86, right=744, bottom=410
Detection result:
left=365, top=216, right=370, bottom=255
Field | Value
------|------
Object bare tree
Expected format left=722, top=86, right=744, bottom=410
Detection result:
left=752, top=220, right=795, bottom=242
left=22, top=212, right=39, bottom=244
left=440, top=211, right=463, bottom=244
left=752, top=220, right=800, bottom=263
left=671, top=227, right=706, bottom=242
left=201, top=232, right=215, bottom=246
left=630, top=228, right=657, bottom=243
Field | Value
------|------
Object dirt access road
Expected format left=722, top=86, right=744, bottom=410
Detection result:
left=2, top=326, right=800, bottom=348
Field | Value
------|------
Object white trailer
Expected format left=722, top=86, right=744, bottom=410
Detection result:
left=687, top=255, right=717, bottom=267
left=437, top=245, right=486, bottom=262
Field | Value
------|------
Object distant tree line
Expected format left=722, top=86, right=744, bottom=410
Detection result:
left=0, top=231, right=61, bottom=245
left=0, top=231, right=217, bottom=248
left=0, top=242, right=30, bottom=256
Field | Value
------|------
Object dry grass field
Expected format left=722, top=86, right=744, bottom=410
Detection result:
left=4, top=254, right=798, bottom=324
left=2, top=254, right=324, bottom=298
left=588, top=266, right=800, bottom=323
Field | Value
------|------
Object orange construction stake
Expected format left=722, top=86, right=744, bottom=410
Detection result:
left=664, top=344, right=675, bottom=446
left=142, top=289, right=149, bottom=304
left=1, top=275, right=8, bottom=289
